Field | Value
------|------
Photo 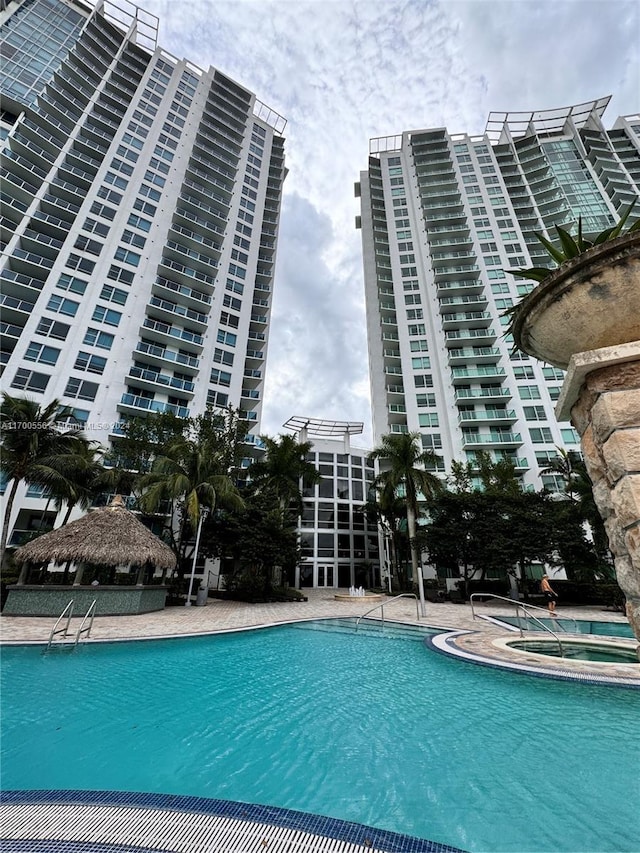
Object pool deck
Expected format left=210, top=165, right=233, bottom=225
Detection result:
left=1, top=589, right=638, bottom=686
left=1, top=591, right=638, bottom=853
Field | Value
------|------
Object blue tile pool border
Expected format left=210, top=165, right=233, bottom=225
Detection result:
left=1, top=790, right=468, bottom=853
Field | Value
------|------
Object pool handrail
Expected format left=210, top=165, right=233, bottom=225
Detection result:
left=355, top=593, right=420, bottom=632
left=45, top=599, right=74, bottom=651
left=470, top=593, right=579, bottom=633
left=74, top=599, right=97, bottom=647
left=469, top=593, right=566, bottom=657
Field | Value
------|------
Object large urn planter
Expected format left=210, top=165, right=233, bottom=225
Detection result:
left=512, top=232, right=640, bottom=370
left=512, top=230, right=640, bottom=653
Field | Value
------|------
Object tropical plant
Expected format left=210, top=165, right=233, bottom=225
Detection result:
left=540, top=447, right=582, bottom=499
left=0, top=394, right=94, bottom=565
left=248, top=434, right=320, bottom=520
left=362, top=480, right=409, bottom=591
left=204, top=488, right=300, bottom=598
left=368, top=432, right=442, bottom=614
left=48, top=440, right=105, bottom=526
left=138, top=408, right=246, bottom=573
left=509, top=200, right=639, bottom=284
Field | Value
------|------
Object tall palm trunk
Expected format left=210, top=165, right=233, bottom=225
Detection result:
left=406, top=502, right=426, bottom=616
left=0, top=478, right=20, bottom=568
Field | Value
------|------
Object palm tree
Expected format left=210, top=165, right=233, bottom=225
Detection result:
left=541, top=447, right=582, bottom=499
left=51, top=441, right=105, bottom=526
left=368, top=432, right=442, bottom=615
left=247, top=434, right=320, bottom=588
left=138, top=429, right=244, bottom=573
left=0, top=393, right=93, bottom=565
left=248, top=434, right=321, bottom=519
left=363, top=479, right=407, bottom=591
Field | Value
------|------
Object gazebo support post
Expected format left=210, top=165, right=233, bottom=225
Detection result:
left=73, top=564, right=84, bottom=586
left=16, top=562, right=28, bottom=585
left=135, top=565, right=145, bottom=586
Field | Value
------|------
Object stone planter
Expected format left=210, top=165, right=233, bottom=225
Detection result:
left=512, top=232, right=640, bottom=653
left=512, top=232, right=640, bottom=370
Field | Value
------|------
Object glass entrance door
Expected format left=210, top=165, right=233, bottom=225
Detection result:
left=316, top=564, right=335, bottom=588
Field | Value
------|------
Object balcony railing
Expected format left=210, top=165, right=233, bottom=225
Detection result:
left=119, top=394, right=189, bottom=418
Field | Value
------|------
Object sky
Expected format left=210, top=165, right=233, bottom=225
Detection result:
left=135, top=0, right=639, bottom=446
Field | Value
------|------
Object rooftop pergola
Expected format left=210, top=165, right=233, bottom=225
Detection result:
left=485, top=96, right=611, bottom=143
left=283, top=416, right=364, bottom=438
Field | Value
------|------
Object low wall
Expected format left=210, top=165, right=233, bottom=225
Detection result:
left=2, top=585, right=167, bottom=616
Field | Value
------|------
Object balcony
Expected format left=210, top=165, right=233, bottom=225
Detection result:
left=458, top=409, right=517, bottom=425
left=142, top=318, right=204, bottom=348
left=455, top=387, right=512, bottom=404
left=451, top=366, right=505, bottom=384
left=444, top=328, right=497, bottom=347
left=135, top=341, right=200, bottom=371
left=447, top=346, right=501, bottom=366
left=118, top=394, right=189, bottom=419
left=441, top=311, right=492, bottom=330
left=148, top=295, right=208, bottom=328
left=127, top=365, right=195, bottom=395
left=438, top=295, right=488, bottom=312
left=461, top=432, right=522, bottom=448
left=153, top=277, right=212, bottom=309
left=158, top=257, right=215, bottom=289
left=0, top=292, right=37, bottom=321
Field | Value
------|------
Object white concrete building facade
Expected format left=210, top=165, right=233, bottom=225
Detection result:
left=0, top=0, right=286, bottom=545
left=284, top=418, right=381, bottom=591
left=357, top=98, right=639, bottom=491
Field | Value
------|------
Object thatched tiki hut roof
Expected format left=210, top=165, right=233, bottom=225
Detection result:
left=13, top=496, right=176, bottom=571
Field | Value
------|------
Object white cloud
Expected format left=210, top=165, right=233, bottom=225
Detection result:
left=139, top=0, right=639, bottom=445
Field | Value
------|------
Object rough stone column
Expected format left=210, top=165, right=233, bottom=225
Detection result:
left=558, top=343, right=640, bottom=654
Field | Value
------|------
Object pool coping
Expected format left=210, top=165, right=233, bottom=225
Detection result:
left=0, top=789, right=467, bottom=853
left=3, top=612, right=639, bottom=687
left=426, top=629, right=640, bottom=688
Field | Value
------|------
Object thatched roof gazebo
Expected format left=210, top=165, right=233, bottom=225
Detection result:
left=6, top=497, right=177, bottom=617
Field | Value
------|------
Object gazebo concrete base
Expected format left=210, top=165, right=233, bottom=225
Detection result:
left=2, top=585, right=168, bottom=616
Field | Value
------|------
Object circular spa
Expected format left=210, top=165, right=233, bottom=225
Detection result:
left=2, top=619, right=639, bottom=853
left=505, top=637, right=639, bottom=664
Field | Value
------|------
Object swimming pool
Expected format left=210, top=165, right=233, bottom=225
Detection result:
left=506, top=639, right=639, bottom=664
left=2, top=618, right=638, bottom=852
left=494, top=614, right=634, bottom=638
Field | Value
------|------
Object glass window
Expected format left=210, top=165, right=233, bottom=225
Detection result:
left=318, top=478, right=334, bottom=498
left=518, top=385, right=541, bottom=400
left=83, top=328, right=114, bottom=349
left=92, top=306, right=121, bottom=327
left=64, top=378, right=99, bottom=401
left=317, top=533, right=334, bottom=557
left=35, top=318, right=70, bottom=340
left=24, top=342, right=59, bottom=365
left=47, top=295, right=78, bottom=316
left=74, top=351, right=107, bottom=374
left=317, top=503, right=334, bottom=528
left=11, top=368, right=49, bottom=392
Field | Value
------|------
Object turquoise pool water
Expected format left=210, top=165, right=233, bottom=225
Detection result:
left=1, top=619, right=638, bottom=852
left=508, top=639, right=638, bottom=663
left=496, top=615, right=634, bottom=638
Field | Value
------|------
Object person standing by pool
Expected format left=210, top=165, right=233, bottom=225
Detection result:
left=540, top=574, right=558, bottom=615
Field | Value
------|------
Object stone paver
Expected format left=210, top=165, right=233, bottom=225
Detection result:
left=1, top=590, right=638, bottom=684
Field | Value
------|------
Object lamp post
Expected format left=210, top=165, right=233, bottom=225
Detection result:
left=185, top=507, right=209, bottom=607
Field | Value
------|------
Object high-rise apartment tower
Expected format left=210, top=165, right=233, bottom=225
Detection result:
left=1, top=0, right=286, bottom=541
left=357, top=98, right=639, bottom=491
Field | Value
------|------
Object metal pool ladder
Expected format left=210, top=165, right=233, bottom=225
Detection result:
left=355, top=593, right=420, bottom=632
left=45, top=599, right=96, bottom=652
left=469, top=593, right=571, bottom=657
